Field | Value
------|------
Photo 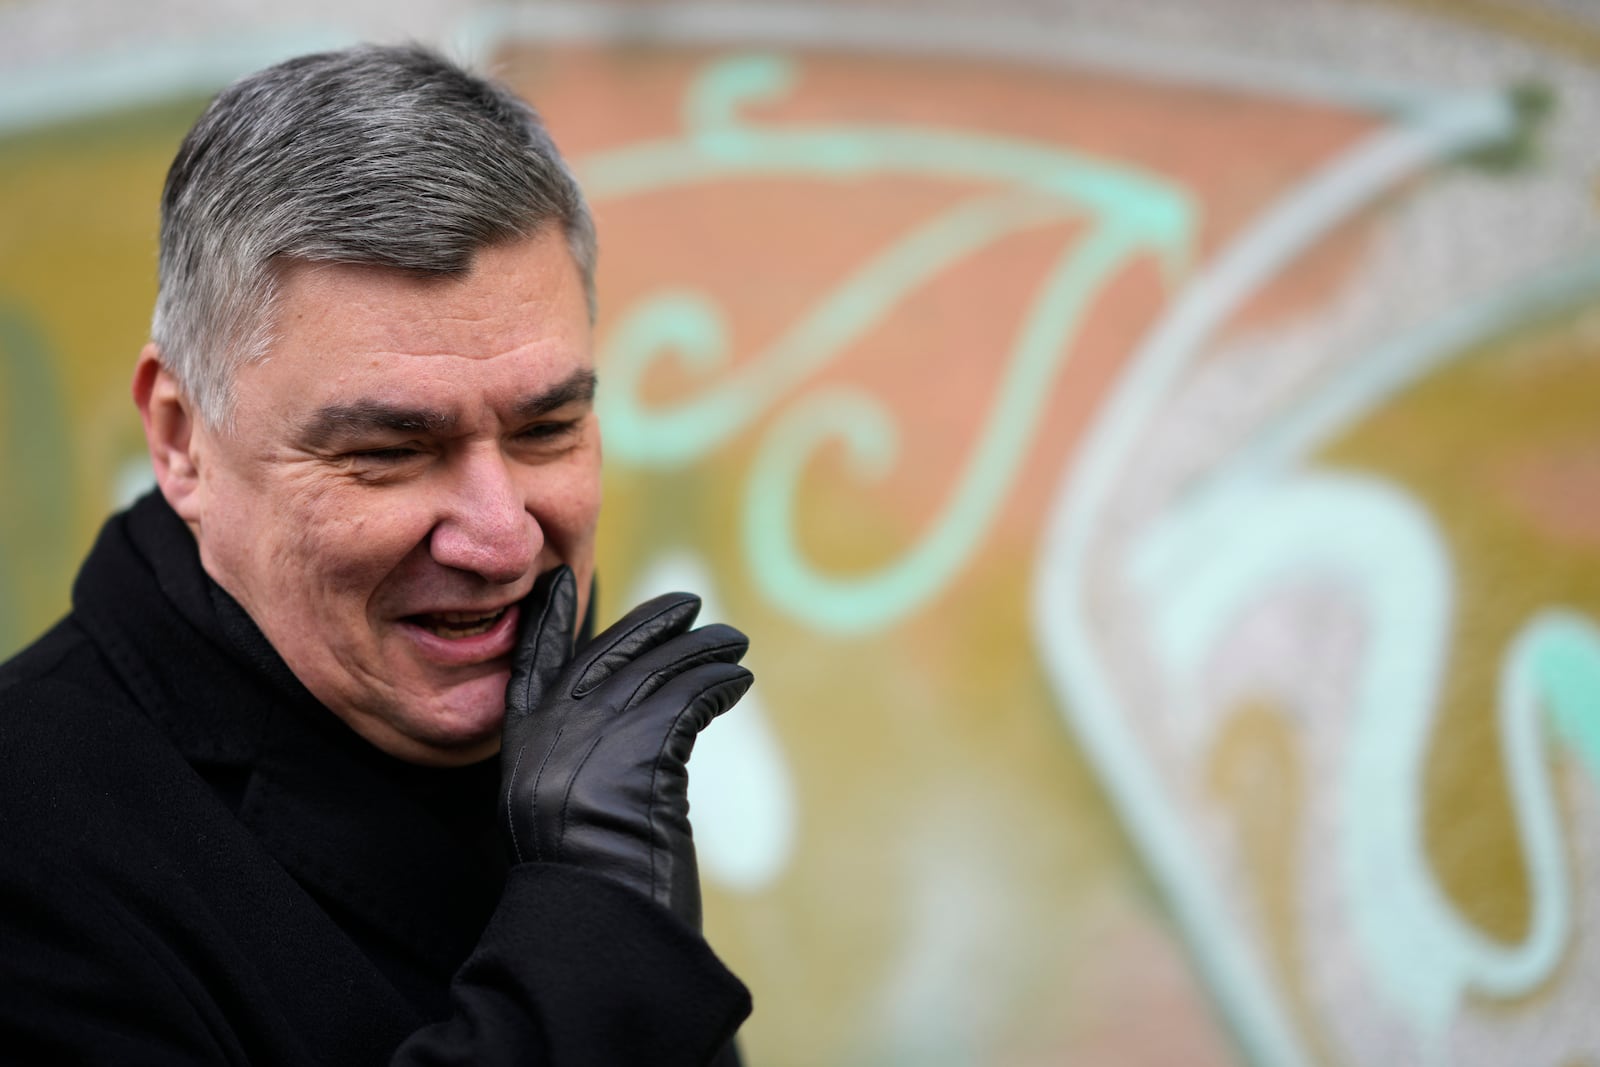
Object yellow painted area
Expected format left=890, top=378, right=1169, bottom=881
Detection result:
left=598, top=450, right=1155, bottom=1065
left=0, top=97, right=207, bottom=651
left=1323, top=297, right=1600, bottom=948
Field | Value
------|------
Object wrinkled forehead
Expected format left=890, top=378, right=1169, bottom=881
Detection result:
left=229, top=232, right=595, bottom=428
left=268, top=234, right=588, bottom=359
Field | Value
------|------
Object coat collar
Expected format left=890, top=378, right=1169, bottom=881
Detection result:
left=72, top=491, right=507, bottom=978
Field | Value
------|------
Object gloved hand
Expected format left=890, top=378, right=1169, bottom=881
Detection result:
left=499, top=565, right=753, bottom=931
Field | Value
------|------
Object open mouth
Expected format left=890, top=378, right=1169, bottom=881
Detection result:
left=409, top=607, right=510, bottom=639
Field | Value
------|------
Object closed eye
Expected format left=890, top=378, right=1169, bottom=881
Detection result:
left=350, top=446, right=426, bottom=464
left=516, top=419, right=583, bottom=443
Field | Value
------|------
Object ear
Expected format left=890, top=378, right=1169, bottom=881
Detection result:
left=132, top=343, right=206, bottom=523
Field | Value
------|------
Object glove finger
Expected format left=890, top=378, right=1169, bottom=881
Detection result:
left=570, top=591, right=703, bottom=696
left=549, top=662, right=753, bottom=905
left=567, top=660, right=753, bottom=834
left=600, top=659, right=754, bottom=773
left=506, top=565, right=578, bottom=721
left=644, top=661, right=751, bottom=927
left=583, top=623, right=749, bottom=712
left=665, top=659, right=753, bottom=743
left=510, top=623, right=746, bottom=861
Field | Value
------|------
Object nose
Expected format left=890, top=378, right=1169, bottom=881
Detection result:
left=428, top=449, right=540, bottom=584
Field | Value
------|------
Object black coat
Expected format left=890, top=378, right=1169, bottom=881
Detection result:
left=0, top=492, right=750, bottom=1065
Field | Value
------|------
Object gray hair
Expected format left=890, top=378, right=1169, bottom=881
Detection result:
left=151, top=43, right=597, bottom=427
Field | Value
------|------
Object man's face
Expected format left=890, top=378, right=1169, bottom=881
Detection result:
left=180, top=230, right=600, bottom=766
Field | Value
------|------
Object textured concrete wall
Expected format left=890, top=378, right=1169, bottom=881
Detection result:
left=4, top=2, right=1600, bottom=1064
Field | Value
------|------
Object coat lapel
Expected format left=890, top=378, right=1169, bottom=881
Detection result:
left=74, top=492, right=508, bottom=985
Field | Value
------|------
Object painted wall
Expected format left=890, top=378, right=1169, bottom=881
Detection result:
left=3, top=2, right=1599, bottom=1064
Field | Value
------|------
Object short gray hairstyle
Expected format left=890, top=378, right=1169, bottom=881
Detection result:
left=151, top=43, right=597, bottom=427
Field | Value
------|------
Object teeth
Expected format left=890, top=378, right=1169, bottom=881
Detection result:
left=438, top=611, right=497, bottom=624
left=417, top=608, right=506, bottom=638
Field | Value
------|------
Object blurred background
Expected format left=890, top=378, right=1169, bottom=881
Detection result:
left=4, top=0, right=1600, bottom=1063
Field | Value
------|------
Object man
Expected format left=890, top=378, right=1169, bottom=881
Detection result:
left=0, top=44, right=754, bottom=1064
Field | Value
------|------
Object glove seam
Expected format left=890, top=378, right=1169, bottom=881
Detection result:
left=558, top=732, right=607, bottom=868
left=506, top=742, right=531, bottom=864
left=529, top=723, right=570, bottom=864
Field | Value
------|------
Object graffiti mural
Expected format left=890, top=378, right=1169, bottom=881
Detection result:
left=3, top=2, right=1599, bottom=1064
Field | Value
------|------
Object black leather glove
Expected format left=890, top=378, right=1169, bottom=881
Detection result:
left=499, top=565, right=754, bottom=930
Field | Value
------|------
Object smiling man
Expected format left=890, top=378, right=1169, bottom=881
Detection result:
left=139, top=236, right=604, bottom=766
left=0, top=45, right=753, bottom=1065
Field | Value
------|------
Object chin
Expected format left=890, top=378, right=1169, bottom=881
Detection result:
left=414, top=672, right=512, bottom=748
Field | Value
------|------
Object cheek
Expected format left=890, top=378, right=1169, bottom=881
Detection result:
left=247, top=476, right=429, bottom=604
left=542, top=460, right=603, bottom=629
left=297, top=498, right=439, bottom=596
left=537, top=451, right=604, bottom=552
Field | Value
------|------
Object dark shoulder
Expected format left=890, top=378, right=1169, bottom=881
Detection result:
left=0, top=613, right=139, bottom=739
left=0, top=615, right=89, bottom=690
left=0, top=615, right=184, bottom=820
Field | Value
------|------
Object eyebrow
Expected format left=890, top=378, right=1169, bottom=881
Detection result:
left=298, top=368, right=599, bottom=450
left=513, top=368, right=597, bottom=420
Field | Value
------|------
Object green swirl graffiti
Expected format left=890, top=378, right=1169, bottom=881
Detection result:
left=588, top=53, right=1193, bottom=632
left=744, top=213, right=1181, bottom=632
left=602, top=192, right=1095, bottom=468
left=1539, top=613, right=1600, bottom=780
